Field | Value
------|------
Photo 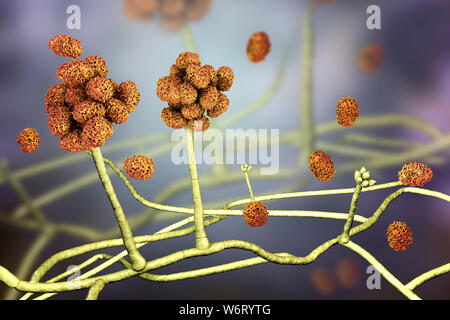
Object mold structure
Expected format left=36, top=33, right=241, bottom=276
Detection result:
left=45, top=35, right=141, bottom=153
left=48, top=35, right=148, bottom=272
left=156, top=52, right=233, bottom=132
left=240, top=164, right=269, bottom=227
left=123, top=0, right=212, bottom=31
left=1, top=1, right=449, bottom=301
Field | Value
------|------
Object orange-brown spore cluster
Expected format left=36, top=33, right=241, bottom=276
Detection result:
left=386, top=221, right=413, bottom=252
left=337, top=97, right=359, bottom=127
left=246, top=31, right=271, bottom=63
left=398, top=162, right=433, bottom=187
left=157, top=52, right=233, bottom=131
left=358, top=42, right=384, bottom=74
left=123, top=155, right=155, bottom=181
left=308, top=150, right=335, bottom=182
left=48, top=35, right=83, bottom=59
left=46, top=35, right=141, bottom=152
left=17, top=128, right=40, bottom=153
left=242, top=201, right=269, bottom=227
left=123, top=0, right=212, bottom=31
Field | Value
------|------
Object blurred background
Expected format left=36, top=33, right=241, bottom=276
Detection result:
left=0, top=0, right=449, bottom=300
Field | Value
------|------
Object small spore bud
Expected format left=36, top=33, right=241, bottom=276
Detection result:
left=45, top=84, right=67, bottom=115
left=161, top=107, right=187, bottom=129
left=106, top=98, right=130, bottom=124
left=398, top=162, right=433, bottom=187
left=47, top=107, right=72, bottom=136
left=85, top=77, right=115, bottom=103
left=216, top=66, right=234, bottom=91
left=246, top=31, right=271, bottom=63
left=123, top=155, right=155, bottom=181
left=65, top=86, right=87, bottom=109
left=337, top=97, right=359, bottom=127
left=176, top=52, right=201, bottom=69
left=17, top=128, right=40, bottom=153
left=59, top=129, right=91, bottom=152
left=72, top=100, right=106, bottom=125
left=117, top=81, right=141, bottom=112
left=181, top=103, right=204, bottom=120
left=199, top=86, right=218, bottom=110
left=207, top=92, right=229, bottom=118
left=386, top=221, right=413, bottom=252
left=48, top=35, right=82, bottom=59
left=83, top=56, right=108, bottom=78
left=81, top=116, right=114, bottom=148
left=188, top=115, right=210, bottom=132
left=308, top=150, right=335, bottom=182
left=242, top=201, right=269, bottom=227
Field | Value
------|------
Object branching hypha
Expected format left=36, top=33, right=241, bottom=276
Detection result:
left=0, top=1, right=449, bottom=300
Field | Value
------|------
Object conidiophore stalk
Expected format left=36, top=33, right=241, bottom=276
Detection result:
left=241, top=164, right=255, bottom=202
left=90, top=147, right=146, bottom=271
left=185, top=126, right=210, bottom=250
left=339, top=167, right=375, bottom=244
